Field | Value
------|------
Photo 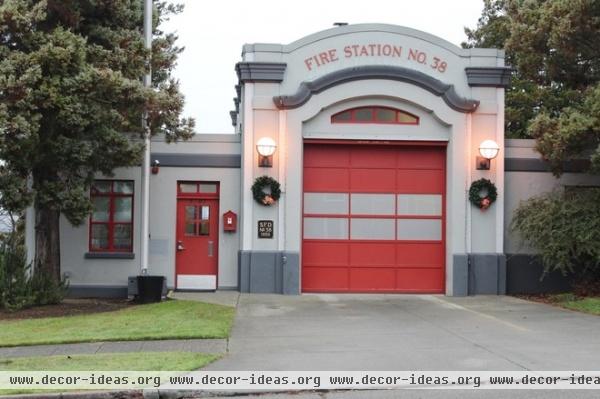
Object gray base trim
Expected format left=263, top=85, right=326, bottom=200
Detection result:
left=236, top=62, right=287, bottom=82
left=465, top=67, right=513, bottom=87
left=151, top=153, right=241, bottom=168
left=506, top=254, right=574, bottom=294
left=273, top=65, right=480, bottom=113
left=68, top=285, right=128, bottom=298
left=505, top=157, right=590, bottom=173
left=468, top=253, right=506, bottom=295
left=452, top=254, right=469, bottom=297
left=238, top=250, right=300, bottom=295
left=84, top=252, right=134, bottom=259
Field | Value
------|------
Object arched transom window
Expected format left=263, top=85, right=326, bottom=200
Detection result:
left=331, top=106, right=419, bottom=125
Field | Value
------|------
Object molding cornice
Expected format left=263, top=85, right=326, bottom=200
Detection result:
left=236, top=62, right=287, bottom=82
left=272, top=65, right=480, bottom=113
left=465, top=67, right=513, bottom=87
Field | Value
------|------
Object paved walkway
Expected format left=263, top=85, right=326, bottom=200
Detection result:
left=0, top=339, right=226, bottom=359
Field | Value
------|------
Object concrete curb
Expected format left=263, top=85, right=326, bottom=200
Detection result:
left=0, top=390, right=143, bottom=399
left=0, top=389, right=286, bottom=399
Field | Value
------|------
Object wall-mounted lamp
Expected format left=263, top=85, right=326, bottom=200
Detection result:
left=476, top=139, right=500, bottom=170
left=151, top=159, right=160, bottom=174
left=256, top=137, right=277, bottom=167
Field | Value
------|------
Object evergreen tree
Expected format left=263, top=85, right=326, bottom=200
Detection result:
left=0, top=1, right=194, bottom=282
left=464, top=0, right=600, bottom=175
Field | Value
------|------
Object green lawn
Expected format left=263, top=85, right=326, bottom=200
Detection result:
left=0, top=352, right=219, bottom=395
left=549, top=294, right=600, bottom=315
left=0, top=299, right=235, bottom=347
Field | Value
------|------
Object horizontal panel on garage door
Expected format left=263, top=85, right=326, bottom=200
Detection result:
left=302, top=142, right=446, bottom=293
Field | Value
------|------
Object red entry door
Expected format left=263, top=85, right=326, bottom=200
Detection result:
left=176, top=198, right=219, bottom=290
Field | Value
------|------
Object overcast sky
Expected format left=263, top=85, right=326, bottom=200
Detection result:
left=162, top=0, right=485, bottom=134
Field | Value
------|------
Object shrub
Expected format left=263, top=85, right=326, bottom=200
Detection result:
left=0, top=233, right=34, bottom=310
left=511, top=188, right=600, bottom=295
left=0, top=231, right=68, bottom=311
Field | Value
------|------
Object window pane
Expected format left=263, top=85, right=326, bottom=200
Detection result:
left=113, top=225, right=132, bottom=249
left=398, top=112, right=418, bottom=123
left=91, top=181, right=111, bottom=193
left=397, top=194, right=442, bottom=216
left=354, top=108, right=373, bottom=121
left=199, top=183, right=217, bottom=193
left=351, top=218, right=395, bottom=240
left=199, top=221, right=209, bottom=235
left=185, top=222, right=196, bottom=235
left=376, top=108, right=396, bottom=122
left=303, top=217, right=348, bottom=239
left=304, top=193, right=348, bottom=215
left=180, top=183, right=197, bottom=193
left=92, top=197, right=110, bottom=222
left=185, top=205, right=196, bottom=221
left=332, top=110, right=352, bottom=122
left=397, top=219, right=441, bottom=241
left=201, top=205, right=210, bottom=220
left=113, top=181, right=133, bottom=194
left=351, top=194, right=395, bottom=215
left=113, top=197, right=132, bottom=222
left=91, top=224, right=109, bottom=249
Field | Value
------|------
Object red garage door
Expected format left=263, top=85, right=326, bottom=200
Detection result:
left=302, top=142, right=446, bottom=293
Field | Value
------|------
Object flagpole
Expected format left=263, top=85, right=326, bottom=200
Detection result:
left=140, top=0, right=152, bottom=275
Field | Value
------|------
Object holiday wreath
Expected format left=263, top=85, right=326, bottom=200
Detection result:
left=252, top=175, right=281, bottom=206
left=468, top=178, right=497, bottom=210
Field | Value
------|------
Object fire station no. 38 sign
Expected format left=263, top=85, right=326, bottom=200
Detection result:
left=258, top=220, right=274, bottom=239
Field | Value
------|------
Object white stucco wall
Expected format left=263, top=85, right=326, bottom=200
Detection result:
left=59, top=134, right=241, bottom=290
left=504, top=139, right=600, bottom=254
left=60, top=167, right=142, bottom=287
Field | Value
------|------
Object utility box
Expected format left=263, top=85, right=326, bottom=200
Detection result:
left=223, top=210, right=237, bottom=232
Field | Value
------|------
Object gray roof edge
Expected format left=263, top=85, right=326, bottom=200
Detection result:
left=151, top=153, right=241, bottom=168
left=151, top=133, right=240, bottom=143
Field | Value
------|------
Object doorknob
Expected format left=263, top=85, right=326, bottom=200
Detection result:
left=176, top=241, right=185, bottom=251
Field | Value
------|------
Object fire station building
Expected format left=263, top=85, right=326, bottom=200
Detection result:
left=25, top=24, right=600, bottom=297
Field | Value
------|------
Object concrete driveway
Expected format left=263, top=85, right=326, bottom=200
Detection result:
left=204, top=293, right=600, bottom=371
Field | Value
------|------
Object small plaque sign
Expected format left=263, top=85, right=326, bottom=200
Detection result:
left=258, top=220, right=274, bottom=239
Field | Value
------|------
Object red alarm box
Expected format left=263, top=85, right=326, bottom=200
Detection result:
left=223, top=210, right=237, bottom=232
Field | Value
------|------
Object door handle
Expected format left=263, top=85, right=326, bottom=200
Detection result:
left=208, top=241, right=214, bottom=257
left=176, top=240, right=185, bottom=251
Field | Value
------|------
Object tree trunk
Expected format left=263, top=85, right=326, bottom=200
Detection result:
left=34, top=205, right=61, bottom=283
